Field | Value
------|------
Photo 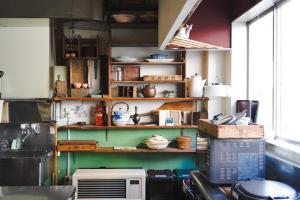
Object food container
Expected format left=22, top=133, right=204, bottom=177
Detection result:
left=176, top=136, right=192, bottom=149
left=145, top=135, right=169, bottom=149
left=111, top=102, right=130, bottom=126
left=73, top=82, right=82, bottom=89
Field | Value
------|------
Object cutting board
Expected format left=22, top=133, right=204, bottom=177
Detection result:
left=158, top=101, right=195, bottom=111
left=58, top=140, right=98, bottom=152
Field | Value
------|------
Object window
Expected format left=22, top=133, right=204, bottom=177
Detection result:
left=248, top=11, right=274, bottom=136
left=247, top=0, right=300, bottom=142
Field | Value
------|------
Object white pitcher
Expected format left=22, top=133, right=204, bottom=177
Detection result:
left=189, top=73, right=206, bottom=97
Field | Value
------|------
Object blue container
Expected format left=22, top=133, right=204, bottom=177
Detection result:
left=198, top=138, right=265, bottom=184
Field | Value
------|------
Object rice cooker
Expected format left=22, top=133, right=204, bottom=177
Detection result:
left=231, top=180, right=300, bottom=200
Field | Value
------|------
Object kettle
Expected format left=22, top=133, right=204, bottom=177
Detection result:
left=189, top=73, right=206, bottom=97
left=142, top=84, right=156, bottom=98
left=177, top=24, right=193, bottom=38
left=111, top=102, right=130, bottom=126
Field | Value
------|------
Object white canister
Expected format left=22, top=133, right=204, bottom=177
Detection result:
left=189, top=73, right=206, bottom=97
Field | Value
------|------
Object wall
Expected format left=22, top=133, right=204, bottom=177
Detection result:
left=57, top=128, right=197, bottom=184
left=187, top=0, right=231, bottom=48
left=0, top=18, right=50, bottom=98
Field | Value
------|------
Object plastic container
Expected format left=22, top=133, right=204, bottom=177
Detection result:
left=200, top=138, right=265, bottom=184
left=147, top=169, right=176, bottom=200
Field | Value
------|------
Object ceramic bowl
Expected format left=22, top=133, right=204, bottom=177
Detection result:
left=111, top=14, right=136, bottom=23
left=149, top=54, right=168, bottom=59
left=82, top=83, right=89, bottom=88
left=73, top=82, right=82, bottom=89
left=145, top=141, right=169, bottom=149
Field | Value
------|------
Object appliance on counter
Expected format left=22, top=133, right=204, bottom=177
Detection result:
left=147, top=169, right=176, bottom=200
left=0, top=122, right=54, bottom=186
left=72, top=169, right=146, bottom=200
left=197, top=138, right=265, bottom=184
left=190, top=171, right=300, bottom=200
left=231, top=180, right=300, bottom=200
left=0, top=186, right=75, bottom=200
left=0, top=100, right=53, bottom=186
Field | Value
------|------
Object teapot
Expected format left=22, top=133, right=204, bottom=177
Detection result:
left=177, top=24, right=193, bottom=38
left=142, top=84, right=156, bottom=98
left=111, top=102, right=130, bottom=126
left=189, top=73, right=206, bottom=97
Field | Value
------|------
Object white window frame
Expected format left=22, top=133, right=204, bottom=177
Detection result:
left=246, top=0, right=300, bottom=145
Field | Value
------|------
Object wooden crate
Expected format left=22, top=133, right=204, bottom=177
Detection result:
left=71, top=88, right=89, bottom=97
left=123, top=66, right=140, bottom=81
left=198, top=119, right=264, bottom=139
left=143, top=75, right=182, bottom=81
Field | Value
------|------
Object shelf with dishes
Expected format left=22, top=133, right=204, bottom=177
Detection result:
left=62, top=35, right=100, bottom=59
left=57, top=146, right=195, bottom=153
left=60, top=124, right=198, bottom=130
left=53, top=96, right=208, bottom=102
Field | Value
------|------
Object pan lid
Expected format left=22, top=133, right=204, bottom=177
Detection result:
left=234, top=180, right=299, bottom=199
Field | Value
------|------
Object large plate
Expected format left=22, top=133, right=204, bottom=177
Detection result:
left=146, top=59, right=174, bottom=62
left=114, top=56, right=137, bottom=62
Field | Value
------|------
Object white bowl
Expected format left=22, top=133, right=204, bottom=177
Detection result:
left=145, top=142, right=169, bottom=149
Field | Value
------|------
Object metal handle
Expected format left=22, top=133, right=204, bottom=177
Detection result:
left=112, top=102, right=129, bottom=112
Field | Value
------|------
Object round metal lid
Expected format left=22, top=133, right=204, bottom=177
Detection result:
left=237, top=180, right=298, bottom=199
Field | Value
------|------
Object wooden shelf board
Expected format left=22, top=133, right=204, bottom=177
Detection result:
left=111, top=61, right=184, bottom=65
left=108, top=125, right=198, bottom=129
left=60, top=125, right=198, bottom=130
left=108, top=97, right=207, bottom=101
left=58, top=146, right=196, bottom=153
left=110, top=80, right=185, bottom=84
left=54, top=96, right=209, bottom=102
left=169, top=36, right=223, bottom=49
left=62, top=125, right=107, bottom=130
left=53, top=97, right=109, bottom=102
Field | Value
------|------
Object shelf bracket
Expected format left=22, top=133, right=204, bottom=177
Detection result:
left=105, top=129, right=108, bottom=141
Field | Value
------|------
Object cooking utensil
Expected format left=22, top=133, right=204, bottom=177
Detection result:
left=142, top=84, right=156, bottom=98
left=131, top=106, right=140, bottom=125
left=111, top=102, right=130, bottom=126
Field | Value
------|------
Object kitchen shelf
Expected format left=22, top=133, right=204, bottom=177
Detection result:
left=53, top=97, right=109, bottom=102
left=111, top=61, right=185, bottom=65
left=57, top=146, right=196, bottom=153
left=108, top=97, right=208, bottom=101
left=110, top=80, right=186, bottom=84
left=53, top=96, right=209, bottom=102
left=60, top=125, right=198, bottom=130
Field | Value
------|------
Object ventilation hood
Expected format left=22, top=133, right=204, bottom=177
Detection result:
left=0, top=0, right=104, bottom=21
left=158, top=0, right=230, bottom=50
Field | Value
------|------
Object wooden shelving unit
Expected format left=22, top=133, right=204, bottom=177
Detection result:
left=110, top=80, right=186, bottom=84
left=57, top=146, right=196, bottom=153
left=54, top=96, right=209, bottom=102
left=111, top=61, right=185, bottom=65
left=61, top=124, right=198, bottom=130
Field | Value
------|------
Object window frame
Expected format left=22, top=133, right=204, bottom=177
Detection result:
left=246, top=0, right=300, bottom=145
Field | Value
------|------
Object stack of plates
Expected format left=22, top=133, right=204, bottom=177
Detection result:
left=114, top=56, right=137, bottom=62
left=146, top=59, right=174, bottom=62
left=197, top=137, right=208, bottom=150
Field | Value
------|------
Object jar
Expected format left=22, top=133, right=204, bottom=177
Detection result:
left=95, top=105, right=105, bottom=126
left=113, top=67, right=123, bottom=81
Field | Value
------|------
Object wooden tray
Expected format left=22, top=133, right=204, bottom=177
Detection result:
left=198, top=119, right=264, bottom=139
left=58, top=140, right=98, bottom=152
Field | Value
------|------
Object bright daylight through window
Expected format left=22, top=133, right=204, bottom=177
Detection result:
left=248, top=0, right=300, bottom=143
